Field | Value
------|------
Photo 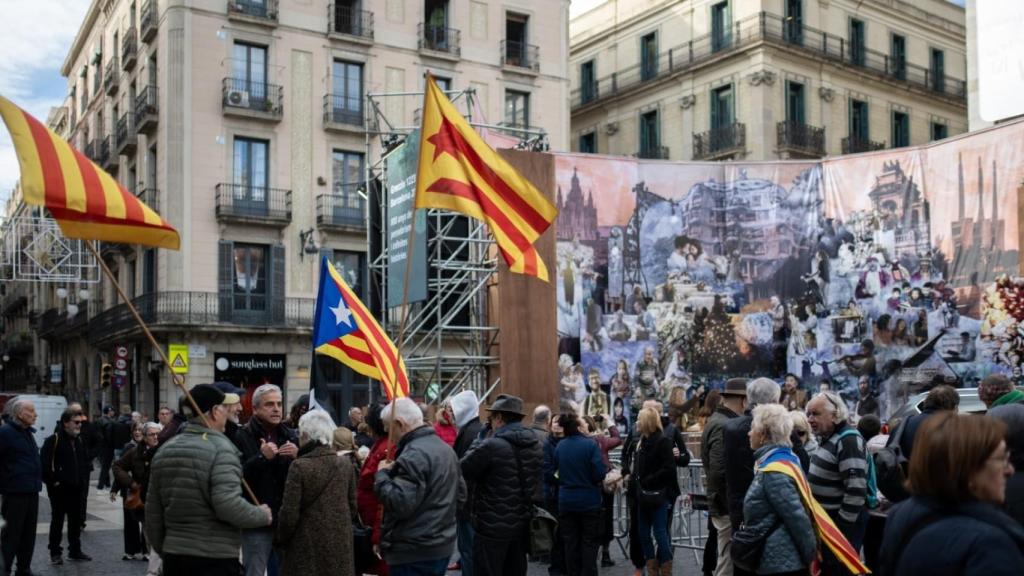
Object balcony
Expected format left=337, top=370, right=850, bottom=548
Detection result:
left=215, top=183, right=291, bottom=226
left=502, top=40, right=539, bottom=73
left=842, top=135, right=886, bottom=155
left=636, top=146, right=669, bottom=160
left=776, top=121, right=826, bottom=158
left=323, top=95, right=364, bottom=132
left=570, top=11, right=967, bottom=111
left=317, top=188, right=366, bottom=231
left=101, top=135, right=118, bottom=172
left=84, top=139, right=100, bottom=162
left=328, top=3, right=374, bottom=43
left=135, top=86, right=158, bottom=134
left=4, top=332, right=33, bottom=357
left=121, top=29, right=138, bottom=71
left=227, top=0, right=278, bottom=26
left=418, top=24, right=461, bottom=60
left=104, top=58, right=119, bottom=95
left=116, top=113, right=136, bottom=156
left=137, top=188, right=159, bottom=213
left=87, top=291, right=315, bottom=344
left=222, top=78, right=283, bottom=121
left=140, top=0, right=158, bottom=42
left=693, top=122, right=746, bottom=160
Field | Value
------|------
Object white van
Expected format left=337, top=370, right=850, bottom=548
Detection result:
left=7, top=395, right=68, bottom=448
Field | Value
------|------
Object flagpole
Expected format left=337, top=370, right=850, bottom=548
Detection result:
left=84, top=240, right=260, bottom=504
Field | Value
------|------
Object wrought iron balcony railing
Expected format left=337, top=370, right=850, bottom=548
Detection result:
left=222, top=78, right=283, bottom=119
left=121, top=28, right=138, bottom=71
left=101, top=135, right=117, bottom=171
left=227, top=0, right=278, bottom=23
left=636, top=146, right=669, bottom=160
left=323, top=94, right=364, bottom=129
left=776, top=120, right=826, bottom=157
left=842, top=135, right=886, bottom=154
left=215, top=183, right=292, bottom=225
left=693, top=122, right=746, bottom=160
left=502, top=40, right=539, bottom=72
left=115, top=112, right=136, bottom=156
left=135, top=85, right=158, bottom=134
left=140, top=0, right=158, bottom=42
left=317, top=188, right=366, bottom=230
left=104, top=57, right=119, bottom=95
left=328, top=3, right=374, bottom=40
left=137, top=188, right=159, bottom=213
left=418, top=24, right=461, bottom=57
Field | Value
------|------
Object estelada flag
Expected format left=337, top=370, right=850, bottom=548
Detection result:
left=0, top=95, right=179, bottom=250
left=415, top=74, right=557, bottom=281
left=313, top=256, right=409, bottom=401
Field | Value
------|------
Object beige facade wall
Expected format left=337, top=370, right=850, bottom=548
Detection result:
left=33, top=0, right=570, bottom=413
left=569, top=0, right=968, bottom=160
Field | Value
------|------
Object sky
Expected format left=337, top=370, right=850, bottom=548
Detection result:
left=0, top=0, right=92, bottom=205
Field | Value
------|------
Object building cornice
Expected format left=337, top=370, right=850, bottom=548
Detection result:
left=60, top=0, right=109, bottom=77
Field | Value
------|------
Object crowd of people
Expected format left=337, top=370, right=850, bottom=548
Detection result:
left=0, top=371, right=1022, bottom=575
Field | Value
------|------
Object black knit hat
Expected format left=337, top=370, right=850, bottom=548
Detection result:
left=189, top=384, right=226, bottom=415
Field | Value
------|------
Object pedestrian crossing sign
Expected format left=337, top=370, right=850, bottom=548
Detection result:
left=169, top=344, right=189, bottom=374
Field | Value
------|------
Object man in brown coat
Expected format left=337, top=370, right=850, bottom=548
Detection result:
left=274, top=410, right=358, bottom=576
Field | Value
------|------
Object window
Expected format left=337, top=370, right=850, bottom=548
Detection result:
left=579, top=131, right=596, bottom=153
left=711, top=2, right=731, bottom=52
left=639, top=110, right=659, bottom=156
left=148, top=53, right=157, bottom=87
left=505, top=13, right=529, bottom=67
left=891, top=35, right=906, bottom=80
left=333, top=250, right=366, bottom=300
left=331, top=60, right=363, bottom=125
left=892, top=111, right=909, bottom=148
left=711, top=84, right=734, bottom=130
left=433, top=76, right=451, bottom=92
left=127, top=163, right=137, bottom=194
left=504, top=90, right=529, bottom=128
left=786, top=81, right=805, bottom=125
left=233, top=244, right=268, bottom=313
left=142, top=249, right=156, bottom=295
left=233, top=137, right=269, bottom=211
left=640, top=32, right=658, bottom=80
left=333, top=0, right=364, bottom=35
left=850, top=19, right=865, bottom=66
left=931, top=49, right=945, bottom=92
left=232, top=42, right=268, bottom=100
left=146, top=145, right=157, bottom=189
left=931, top=122, right=948, bottom=141
left=850, top=99, right=869, bottom=140
left=784, top=0, right=802, bottom=44
left=128, top=259, right=137, bottom=297
left=425, top=0, right=448, bottom=28
left=580, top=60, right=597, bottom=104
left=333, top=150, right=364, bottom=193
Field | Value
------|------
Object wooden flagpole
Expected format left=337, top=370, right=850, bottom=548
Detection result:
left=84, top=240, right=260, bottom=504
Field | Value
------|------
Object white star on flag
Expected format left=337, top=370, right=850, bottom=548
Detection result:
left=330, top=298, right=353, bottom=327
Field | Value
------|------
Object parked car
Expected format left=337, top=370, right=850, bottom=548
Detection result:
left=885, top=387, right=987, bottom=432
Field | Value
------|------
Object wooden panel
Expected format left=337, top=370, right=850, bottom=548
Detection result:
left=489, top=150, right=558, bottom=413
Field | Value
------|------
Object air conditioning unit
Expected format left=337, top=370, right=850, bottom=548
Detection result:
left=227, top=89, right=250, bottom=107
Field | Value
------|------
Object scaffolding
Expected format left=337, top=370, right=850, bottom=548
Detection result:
left=363, top=87, right=547, bottom=404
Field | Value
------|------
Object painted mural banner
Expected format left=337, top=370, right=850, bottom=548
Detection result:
left=385, top=130, right=429, bottom=308
left=554, top=120, right=1024, bottom=423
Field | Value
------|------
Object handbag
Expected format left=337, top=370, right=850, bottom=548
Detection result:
left=500, top=437, right=558, bottom=556
left=353, top=519, right=375, bottom=574
left=637, top=486, right=666, bottom=507
left=124, top=485, right=144, bottom=511
left=731, top=519, right=779, bottom=572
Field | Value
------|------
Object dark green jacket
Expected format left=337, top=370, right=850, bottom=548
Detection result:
left=145, top=422, right=269, bottom=558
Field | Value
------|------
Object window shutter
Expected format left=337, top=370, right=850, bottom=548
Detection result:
left=271, top=243, right=286, bottom=323
left=218, top=240, right=234, bottom=322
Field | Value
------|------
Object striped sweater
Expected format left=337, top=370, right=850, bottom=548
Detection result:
left=807, top=422, right=868, bottom=525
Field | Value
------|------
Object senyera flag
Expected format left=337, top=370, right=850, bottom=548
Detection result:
left=415, top=74, right=557, bottom=281
left=0, top=95, right=179, bottom=250
left=313, top=256, right=409, bottom=401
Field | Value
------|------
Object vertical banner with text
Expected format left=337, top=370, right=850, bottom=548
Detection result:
left=386, top=130, right=428, bottom=308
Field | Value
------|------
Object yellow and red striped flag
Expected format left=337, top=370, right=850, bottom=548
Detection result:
left=415, top=75, right=556, bottom=281
left=0, top=95, right=179, bottom=250
left=313, top=256, right=409, bottom=401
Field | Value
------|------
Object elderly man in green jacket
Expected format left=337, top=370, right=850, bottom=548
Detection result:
left=146, top=384, right=272, bottom=575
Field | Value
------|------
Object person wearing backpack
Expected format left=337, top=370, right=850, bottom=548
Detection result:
left=806, top=392, right=870, bottom=575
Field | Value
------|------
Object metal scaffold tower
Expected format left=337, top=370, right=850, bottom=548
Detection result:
left=363, top=87, right=547, bottom=403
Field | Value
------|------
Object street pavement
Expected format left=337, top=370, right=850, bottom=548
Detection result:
left=25, top=474, right=702, bottom=576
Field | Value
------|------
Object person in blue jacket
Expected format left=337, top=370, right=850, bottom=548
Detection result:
left=0, top=398, right=42, bottom=576
left=553, top=413, right=605, bottom=576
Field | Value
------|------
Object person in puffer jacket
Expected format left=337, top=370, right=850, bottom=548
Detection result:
left=461, top=394, right=543, bottom=576
left=742, top=404, right=816, bottom=576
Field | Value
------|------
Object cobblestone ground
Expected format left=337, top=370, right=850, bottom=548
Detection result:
left=25, top=473, right=704, bottom=576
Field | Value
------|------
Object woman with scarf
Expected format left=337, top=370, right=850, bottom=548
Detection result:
left=739, top=404, right=817, bottom=575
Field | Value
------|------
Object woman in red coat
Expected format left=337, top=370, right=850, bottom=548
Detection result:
left=433, top=402, right=457, bottom=447
left=356, top=405, right=389, bottom=576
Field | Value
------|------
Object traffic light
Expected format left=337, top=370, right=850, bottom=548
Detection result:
left=101, top=363, right=112, bottom=388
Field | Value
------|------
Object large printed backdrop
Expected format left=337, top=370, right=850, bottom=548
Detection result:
left=554, top=122, right=1024, bottom=421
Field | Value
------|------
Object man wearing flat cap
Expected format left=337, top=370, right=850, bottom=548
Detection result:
left=146, top=384, right=273, bottom=576
left=461, top=394, right=543, bottom=576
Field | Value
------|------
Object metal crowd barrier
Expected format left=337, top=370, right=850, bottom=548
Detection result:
left=609, top=449, right=710, bottom=568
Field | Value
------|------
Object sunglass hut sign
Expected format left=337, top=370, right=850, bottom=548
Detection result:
left=215, top=354, right=285, bottom=372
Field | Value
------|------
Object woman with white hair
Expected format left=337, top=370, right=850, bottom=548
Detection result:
left=737, top=404, right=817, bottom=575
left=275, top=410, right=358, bottom=576
left=111, top=421, right=162, bottom=570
